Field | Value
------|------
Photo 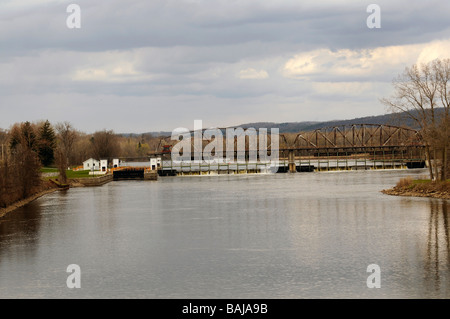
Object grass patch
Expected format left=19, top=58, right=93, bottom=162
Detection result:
left=412, top=179, right=432, bottom=184
left=41, top=169, right=101, bottom=179
left=66, top=170, right=93, bottom=179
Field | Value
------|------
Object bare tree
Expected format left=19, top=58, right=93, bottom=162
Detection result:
left=381, top=58, right=450, bottom=181
left=54, top=122, right=79, bottom=183
left=0, top=129, right=8, bottom=162
left=71, top=133, right=91, bottom=165
left=55, top=148, right=67, bottom=185
left=435, top=59, right=450, bottom=180
left=90, top=130, right=121, bottom=160
left=8, top=122, right=42, bottom=198
left=55, top=122, right=78, bottom=166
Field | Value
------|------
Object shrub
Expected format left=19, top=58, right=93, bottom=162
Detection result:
left=396, top=177, right=413, bottom=188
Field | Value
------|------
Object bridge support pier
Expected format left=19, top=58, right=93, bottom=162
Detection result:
left=288, top=150, right=296, bottom=173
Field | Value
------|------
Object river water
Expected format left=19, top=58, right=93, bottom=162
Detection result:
left=0, top=169, right=449, bottom=298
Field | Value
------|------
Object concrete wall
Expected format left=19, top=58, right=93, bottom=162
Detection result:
left=144, top=171, right=158, bottom=180
left=76, top=174, right=113, bottom=186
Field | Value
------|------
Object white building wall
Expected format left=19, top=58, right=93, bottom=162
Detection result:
left=100, top=159, right=108, bottom=172
left=150, top=158, right=157, bottom=170
left=83, top=158, right=100, bottom=171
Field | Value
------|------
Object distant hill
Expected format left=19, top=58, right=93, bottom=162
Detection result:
left=119, top=131, right=172, bottom=138
left=238, top=112, right=421, bottom=133
left=130, top=109, right=445, bottom=136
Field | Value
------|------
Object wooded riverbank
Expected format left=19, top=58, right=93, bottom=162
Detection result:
left=0, top=181, right=60, bottom=218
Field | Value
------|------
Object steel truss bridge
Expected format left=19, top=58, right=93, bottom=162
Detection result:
left=278, top=124, right=425, bottom=172
left=143, top=124, right=426, bottom=174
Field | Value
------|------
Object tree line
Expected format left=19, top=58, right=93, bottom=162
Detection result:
left=0, top=121, right=162, bottom=207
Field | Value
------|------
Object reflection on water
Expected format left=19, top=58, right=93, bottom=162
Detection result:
left=0, top=201, right=42, bottom=258
left=424, top=200, right=450, bottom=296
left=0, top=169, right=449, bottom=298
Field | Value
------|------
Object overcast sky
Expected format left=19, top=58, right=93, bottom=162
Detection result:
left=1, top=0, right=449, bottom=133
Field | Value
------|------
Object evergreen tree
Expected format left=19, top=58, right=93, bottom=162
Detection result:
left=38, top=120, right=56, bottom=167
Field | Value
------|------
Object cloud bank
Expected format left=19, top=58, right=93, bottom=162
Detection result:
left=1, top=0, right=449, bottom=132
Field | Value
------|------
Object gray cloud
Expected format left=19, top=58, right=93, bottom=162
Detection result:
left=0, top=0, right=450, bottom=132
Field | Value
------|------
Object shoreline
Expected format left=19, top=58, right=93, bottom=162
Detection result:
left=382, top=188, right=450, bottom=199
left=382, top=181, right=450, bottom=200
left=0, top=173, right=133, bottom=218
left=0, top=186, right=61, bottom=219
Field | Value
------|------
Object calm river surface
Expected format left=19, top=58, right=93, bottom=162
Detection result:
left=0, top=169, right=449, bottom=298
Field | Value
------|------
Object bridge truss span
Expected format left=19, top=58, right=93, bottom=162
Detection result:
left=278, top=124, right=426, bottom=172
left=281, top=124, right=423, bottom=150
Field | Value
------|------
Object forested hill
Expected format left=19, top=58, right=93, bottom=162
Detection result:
left=132, top=109, right=447, bottom=136
left=238, top=111, right=426, bottom=133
